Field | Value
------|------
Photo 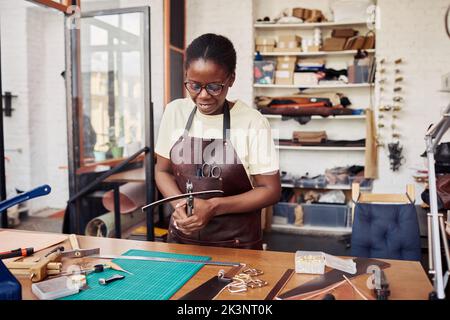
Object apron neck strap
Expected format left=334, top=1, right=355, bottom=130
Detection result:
left=183, top=101, right=230, bottom=141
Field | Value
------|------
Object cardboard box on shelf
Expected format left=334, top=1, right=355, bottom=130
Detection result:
left=256, top=45, right=275, bottom=53
left=292, top=8, right=312, bottom=20
left=275, top=70, right=294, bottom=85
left=331, top=28, right=358, bottom=38
left=297, top=58, right=326, bottom=67
left=255, top=36, right=276, bottom=52
left=294, top=72, right=319, bottom=86
left=303, top=45, right=321, bottom=52
left=322, top=37, right=347, bottom=51
left=273, top=47, right=302, bottom=53
left=276, top=56, right=297, bottom=70
left=348, top=65, right=369, bottom=83
left=277, top=35, right=302, bottom=51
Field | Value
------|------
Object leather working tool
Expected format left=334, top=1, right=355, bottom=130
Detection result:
left=141, top=190, right=224, bottom=212
left=186, top=181, right=194, bottom=216
left=179, top=264, right=244, bottom=300
left=373, top=268, right=390, bottom=300
left=277, top=258, right=390, bottom=300
left=5, top=234, right=100, bottom=282
left=0, top=247, right=34, bottom=260
left=5, top=250, right=62, bottom=282
left=99, top=274, right=125, bottom=285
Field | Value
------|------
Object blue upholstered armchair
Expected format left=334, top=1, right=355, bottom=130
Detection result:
left=350, top=184, right=421, bottom=261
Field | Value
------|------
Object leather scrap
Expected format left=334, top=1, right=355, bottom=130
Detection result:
left=277, top=258, right=390, bottom=300
left=265, top=269, right=295, bottom=300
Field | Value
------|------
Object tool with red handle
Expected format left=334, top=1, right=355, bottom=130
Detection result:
left=0, top=247, right=34, bottom=260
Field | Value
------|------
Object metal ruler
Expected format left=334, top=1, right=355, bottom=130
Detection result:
left=90, top=254, right=241, bottom=267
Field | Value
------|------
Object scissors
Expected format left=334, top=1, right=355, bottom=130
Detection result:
left=201, top=163, right=221, bottom=178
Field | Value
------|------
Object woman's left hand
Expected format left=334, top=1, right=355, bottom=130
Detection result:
left=176, top=198, right=216, bottom=233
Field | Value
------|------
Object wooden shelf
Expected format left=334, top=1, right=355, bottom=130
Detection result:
left=254, top=83, right=374, bottom=89
left=258, top=49, right=375, bottom=57
left=276, top=145, right=365, bottom=151
left=254, top=21, right=370, bottom=29
left=264, top=114, right=366, bottom=120
left=271, top=223, right=352, bottom=234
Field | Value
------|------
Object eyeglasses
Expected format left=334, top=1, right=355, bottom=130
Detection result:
left=184, top=78, right=230, bottom=96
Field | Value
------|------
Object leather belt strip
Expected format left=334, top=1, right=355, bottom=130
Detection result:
left=277, top=258, right=390, bottom=300
left=264, top=268, right=295, bottom=300
left=179, top=265, right=244, bottom=300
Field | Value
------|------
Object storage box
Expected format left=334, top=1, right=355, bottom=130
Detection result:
left=276, top=56, right=297, bottom=70
left=295, top=251, right=325, bottom=274
left=273, top=202, right=348, bottom=227
left=303, top=45, right=321, bottom=52
left=292, top=8, right=312, bottom=20
left=277, top=35, right=302, bottom=51
left=293, top=72, right=319, bottom=86
left=331, top=28, right=358, bottom=38
left=273, top=202, right=303, bottom=226
left=302, top=203, right=349, bottom=227
left=348, top=65, right=369, bottom=83
left=254, top=60, right=276, bottom=84
left=297, top=58, right=325, bottom=67
left=255, top=37, right=276, bottom=53
left=256, top=45, right=275, bottom=53
left=275, top=70, right=294, bottom=85
left=322, top=37, right=347, bottom=51
left=273, top=47, right=302, bottom=53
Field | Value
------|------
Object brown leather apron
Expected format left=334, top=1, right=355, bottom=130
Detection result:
left=167, top=101, right=262, bottom=249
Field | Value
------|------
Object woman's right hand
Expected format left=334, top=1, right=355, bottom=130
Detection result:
left=172, top=200, right=192, bottom=235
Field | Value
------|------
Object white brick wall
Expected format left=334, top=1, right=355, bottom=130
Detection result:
left=0, top=2, right=67, bottom=211
left=186, top=0, right=255, bottom=105
left=1, top=1, right=33, bottom=199
left=375, top=0, right=450, bottom=198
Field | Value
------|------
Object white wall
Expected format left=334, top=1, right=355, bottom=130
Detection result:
left=186, top=0, right=254, bottom=105
left=186, top=0, right=450, bottom=200
left=1, top=1, right=67, bottom=211
left=375, top=0, right=450, bottom=198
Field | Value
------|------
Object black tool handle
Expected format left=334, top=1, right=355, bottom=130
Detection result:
left=99, top=274, right=125, bottom=285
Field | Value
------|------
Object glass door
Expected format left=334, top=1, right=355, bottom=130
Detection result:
left=66, top=7, right=154, bottom=238
left=80, top=8, right=150, bottom=169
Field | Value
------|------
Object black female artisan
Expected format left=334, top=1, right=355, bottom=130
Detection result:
left=155, top=33, right=280, bottom=249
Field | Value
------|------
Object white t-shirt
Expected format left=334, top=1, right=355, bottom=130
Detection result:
left=155, top=98, right=279, bottom=177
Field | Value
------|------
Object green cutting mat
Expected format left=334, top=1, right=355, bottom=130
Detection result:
left=60, top=249, right=211, bottom=300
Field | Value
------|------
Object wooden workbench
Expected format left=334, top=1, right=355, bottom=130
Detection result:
left=4, top=229, right=433, bottom=300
